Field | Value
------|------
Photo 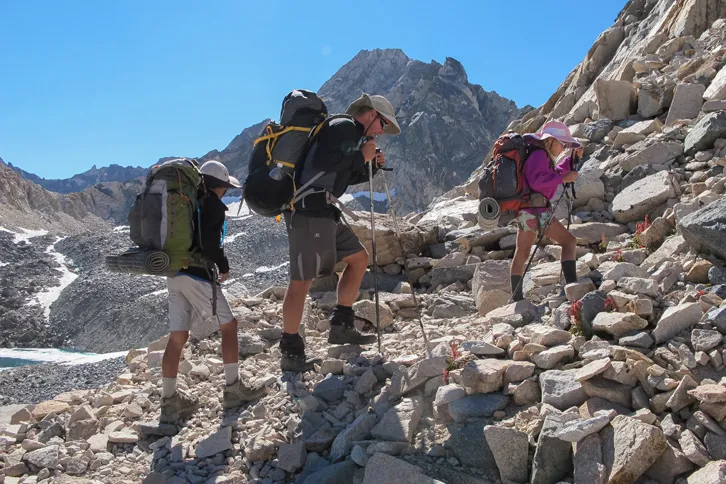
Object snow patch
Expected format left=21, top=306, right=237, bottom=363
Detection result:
left=31, top=237, right=79, bottom=322
left=0, top=226, right=49, bottom=245
left=410, top=111, right=425, bottom=126
left=0, top=262, right=8, bottom=267
left=342, top=189, right=395, bottom=204
left=225, top=231, right=247, bottom=244
left=255, top=262, right=289, bottom=274
left=140, top=289, right=167, bottom=299
left=0, top=348, right=127, bottom=367
left=223, top=197, right=250, bottom=218
left=113, top=225, right=130, bottom=233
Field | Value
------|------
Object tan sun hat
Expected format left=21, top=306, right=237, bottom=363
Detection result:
left=345, top=93, right=401, bottom=135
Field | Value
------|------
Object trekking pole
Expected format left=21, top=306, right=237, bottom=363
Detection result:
left=508, top=187, right=569, bottom=304
left=379, top=161, right=433, bottom=359
left=558, top=150, right=580, bottom=283
left=565, top=151, right=580, bottom=240
left=367, top=155, right=383, bottom=355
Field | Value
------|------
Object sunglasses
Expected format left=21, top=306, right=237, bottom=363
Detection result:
left=377, top=113, right=389, bottom=132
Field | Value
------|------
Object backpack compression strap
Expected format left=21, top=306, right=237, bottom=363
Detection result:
left=254, top=125, right=312, bottom=170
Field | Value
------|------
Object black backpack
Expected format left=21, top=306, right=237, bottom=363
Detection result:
left=243, top=89, right=350, bottom=218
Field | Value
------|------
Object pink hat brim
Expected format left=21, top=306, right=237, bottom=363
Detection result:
left=524, top=132, right=581, bottom=148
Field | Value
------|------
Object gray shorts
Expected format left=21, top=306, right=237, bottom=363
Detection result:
left=284, top=211, right=365, bottom=281
left=167, top=275, right=235, bottom=332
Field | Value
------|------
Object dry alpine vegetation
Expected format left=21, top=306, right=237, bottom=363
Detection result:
left=4, top=0, right=726, bottom=482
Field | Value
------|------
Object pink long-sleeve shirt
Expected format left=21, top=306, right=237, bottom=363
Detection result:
left=522, top=149, right=572, bottom=213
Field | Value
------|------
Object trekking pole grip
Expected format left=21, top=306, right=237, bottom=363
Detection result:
left=374, top=147, right=393, bottom=171
left=570, top=151, right=579, bottom=200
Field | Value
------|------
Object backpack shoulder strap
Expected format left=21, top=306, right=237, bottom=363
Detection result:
left=310, top=114, right=355, bottom=140
left=193, top=187, right=213, bottom=253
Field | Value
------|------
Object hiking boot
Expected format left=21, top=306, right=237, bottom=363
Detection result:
left=327, top=304, right=377, bottom=345
left=281, top=351, right=322, bottom=373
left=222, top=380, right=267, bottom=408
left=160, top=389, right=199, bottom=423
left=328, top=324, right=377, bottom=345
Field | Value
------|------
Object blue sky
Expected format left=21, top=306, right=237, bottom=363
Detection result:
left=0, top=1, right=626, bottom=179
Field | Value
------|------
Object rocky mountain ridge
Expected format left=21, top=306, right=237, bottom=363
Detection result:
left=0, top=161, right=131, bottom=234
left=7, top=163, right=147, bottom=195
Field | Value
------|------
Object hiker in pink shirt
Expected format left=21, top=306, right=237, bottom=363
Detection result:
left=510, top=120, right=584, bottom=302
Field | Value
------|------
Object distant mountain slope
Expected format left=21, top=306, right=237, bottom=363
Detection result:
left=8, top=162, right=146, bottom=194
left=0, top=161, right=115, bottom=233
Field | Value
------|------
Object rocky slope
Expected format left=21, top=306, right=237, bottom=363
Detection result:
left=3, top=0, right=726, bottom=482
left=0, top=157, right=293, bottom=352
left=0, top=161, right=139, bottom=232
left=48, top=213, right=291, bottom=353
left=7, top=163, right=147, bottom=194
left=0, top=209, right=292, bottom=353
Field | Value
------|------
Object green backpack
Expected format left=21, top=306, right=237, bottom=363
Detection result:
left=128, top=158, right=208, bottom=271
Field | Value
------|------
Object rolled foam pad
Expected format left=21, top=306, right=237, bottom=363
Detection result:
left=477, top=198, right=501, bottom=231
left=105, top=248, right=172, bottom=276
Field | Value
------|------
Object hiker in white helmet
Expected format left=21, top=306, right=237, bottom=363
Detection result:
left=159, top=160, right=267, bottom=423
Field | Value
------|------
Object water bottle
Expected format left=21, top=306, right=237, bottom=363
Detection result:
left=269, top=163, right=285, bottom=181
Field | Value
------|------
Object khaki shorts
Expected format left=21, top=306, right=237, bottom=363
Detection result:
left=284, top=211, right=365, bottom=281
left=167, top=275, right=234, bottom=332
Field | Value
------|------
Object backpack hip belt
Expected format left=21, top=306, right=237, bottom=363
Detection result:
left=289, top=187, right=360, bottom=222
left=326, top=192, right=359, bottom=221
left=519, top=193, right=550, bottom=209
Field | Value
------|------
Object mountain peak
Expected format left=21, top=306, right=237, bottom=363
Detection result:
left=350, top=48, right=410, bottom=63
left=438, top=57, right=468, bottom=85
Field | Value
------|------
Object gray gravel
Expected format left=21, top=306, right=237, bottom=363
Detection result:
left=0, top=357, right=127, bottom=405
left=0, top=231, right=67, bottom=348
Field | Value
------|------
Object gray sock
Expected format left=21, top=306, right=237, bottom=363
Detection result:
left=162, top=377, right=177, bottom=399
left=224, top=363, right=239, bottom=386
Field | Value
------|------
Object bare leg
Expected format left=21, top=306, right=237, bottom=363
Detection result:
left=283, top=280, right=313, bottom=334
left=162, top=331, right=189, bottom=378
left=219, top=318, right=238, bottom=364
left=337, top=249, right=369, bottom=306
left=544, top=218, right=578, bottom=261
left=511, top=230, right=536, bottom=276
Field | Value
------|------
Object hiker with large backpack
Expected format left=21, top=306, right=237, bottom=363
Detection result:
left=243, top=91, right=400, bottom=373
left=478, top=121, right=583, bottom=302
left=156, top=160, right=268, bottom=422
left=509, top=121, right=583, bottom=301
